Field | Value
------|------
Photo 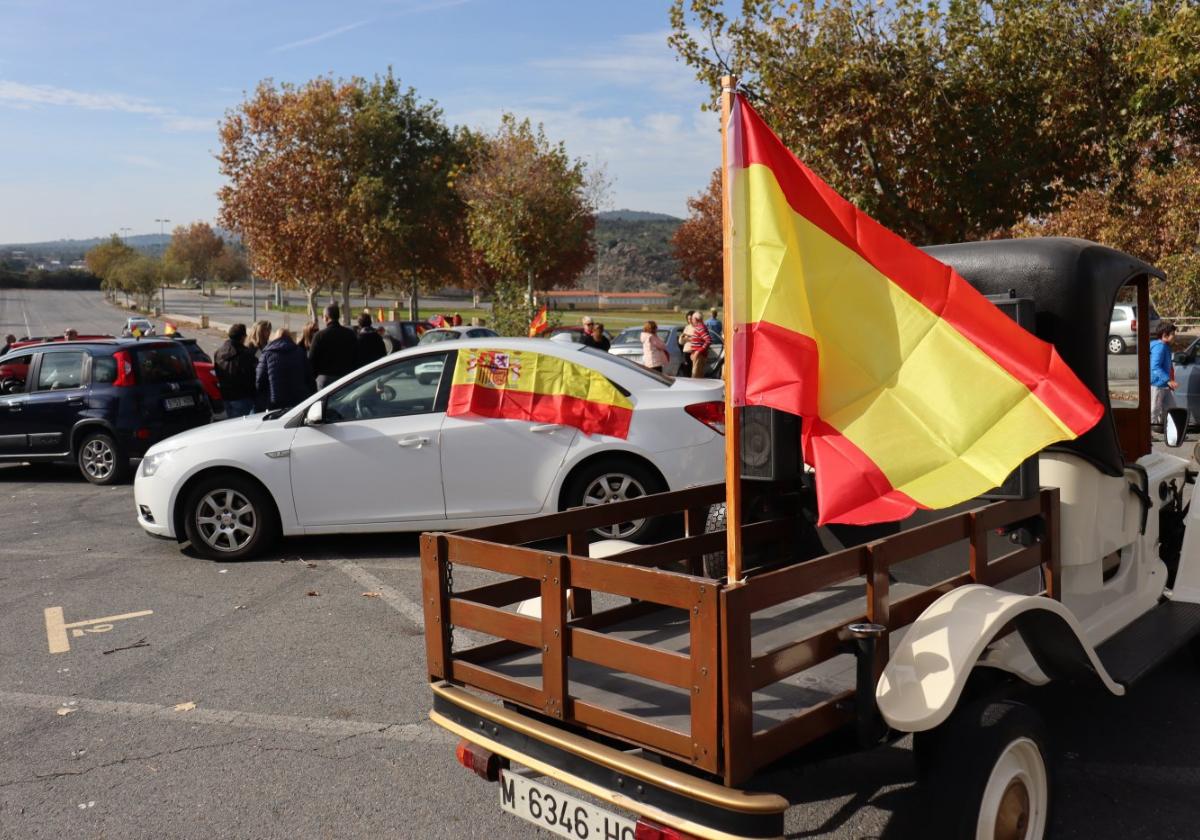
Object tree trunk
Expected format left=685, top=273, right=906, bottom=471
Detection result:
left=339, top=275, right=352, bottom=324
left=305, top=285, right=320, bottom=323
left=409, top=277, right=419, bottom=322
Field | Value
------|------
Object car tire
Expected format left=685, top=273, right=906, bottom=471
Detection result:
left=77, top=432, right=128, bottom=485
left=182, top=473, right=278, bottom=561
left=562, top=458, right=666, bottom=543
left=914, top=697, right=1051, bottom=840
left=1107, top=335, right=1126, bottom=354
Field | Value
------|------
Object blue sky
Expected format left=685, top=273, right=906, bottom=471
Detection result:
left=0, top=0, right=720, bottom=243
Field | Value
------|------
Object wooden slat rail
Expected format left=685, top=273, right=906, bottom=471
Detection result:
left=611, top=517, right=794, bottom=570
left=462, top=483, right=726, bottom=545
left=569, top=628, right=692, bottom=688
left=449, top=599, right=541, bottom=647
left=720, top=489, right=1062, bottom=786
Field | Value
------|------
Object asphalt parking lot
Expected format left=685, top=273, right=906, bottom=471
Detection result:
left=3, top=465, right=1200, bottom=840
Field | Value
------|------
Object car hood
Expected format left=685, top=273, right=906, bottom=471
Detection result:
left=144, top=414, right=282, bottom=454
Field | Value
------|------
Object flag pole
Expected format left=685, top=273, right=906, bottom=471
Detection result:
left=720, top=75, right=744, bottom=583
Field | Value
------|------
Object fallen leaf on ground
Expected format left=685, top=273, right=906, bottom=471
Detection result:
left=173, top=701, right=196, bottom=712
left=56, top=707, right=77, bottom=716
left=306, top=590, right=320, bottom=597
left=361, top=592, right=381, bottom=598
left=305, top=562, right=317, bottom=569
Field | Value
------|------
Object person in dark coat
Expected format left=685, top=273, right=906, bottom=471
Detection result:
left=355, top=313, right=387, bottom=369
left=307, top=303, right=358, bottom=388
left=256, top=328, right=313, bottom=411
left=213, top=323, right=258, bottom=418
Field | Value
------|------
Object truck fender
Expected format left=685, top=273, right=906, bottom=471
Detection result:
left=876, top=584, right=1124, bottom=732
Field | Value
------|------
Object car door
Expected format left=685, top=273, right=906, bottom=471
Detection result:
left=1174, top=339, right=1200, bottom=423
left=0, top=352, right=34, bottom=454
left=439, top=350, right=581, bottom=518
left=23, top=349, right=88, bottom=454
left=289, top=351, right=453, bottom=527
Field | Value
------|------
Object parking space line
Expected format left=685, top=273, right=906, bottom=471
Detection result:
left=43, top=607, right=153, bottom=654
left=0, top=690, right=451, bottom=744
left=330, top=560, right=425, bottom=629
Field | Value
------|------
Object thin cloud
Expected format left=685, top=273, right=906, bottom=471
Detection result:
left=270, top=19, right=370, bottom=53
left=0, top=80, right=166, bottom=115
left=0, top=79, right=213, bottom=134
left=530, top=31, right=701, bottom=100
left=117, top=154, right=166, bottom=170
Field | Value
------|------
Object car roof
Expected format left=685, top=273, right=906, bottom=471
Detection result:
left=7, top=337, right=177, bottom=353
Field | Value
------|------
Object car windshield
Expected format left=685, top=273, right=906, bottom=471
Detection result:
left=180, top=342, right=211, bottom=363
left=579, top=346, right=673, bottom=386
left=419, top=330, right=460, bottom=344
left=134, top=344, right=193, bottom=383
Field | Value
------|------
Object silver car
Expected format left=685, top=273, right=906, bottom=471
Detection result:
left=1108, top=303, right=1160, bottom=354
left=608, top=325, right=724, bottom=377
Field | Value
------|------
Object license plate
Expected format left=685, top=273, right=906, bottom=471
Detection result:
left=499, top=770, right=636, bottom=840
left=164, top=395, right=195, bottom=410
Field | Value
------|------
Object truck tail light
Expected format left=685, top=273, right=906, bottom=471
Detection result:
left=685, top=401, right=725, bottom=435
left=454, top=739, right=507, bottom=782
left=634, top=819, right=701, bottom=840
left=1131, top=318, right=1138, bottom=332
left=113, top=350, right=135, bottom=387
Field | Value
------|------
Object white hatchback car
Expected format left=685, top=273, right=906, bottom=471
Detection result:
left=134, top=338, right=725, bottom=560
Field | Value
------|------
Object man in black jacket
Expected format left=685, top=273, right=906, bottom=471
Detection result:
left=213, top=323, right=258, bottom=417
left=308, top=304, right=358, bottom=389
left=355, top=313, right=387, bottom=368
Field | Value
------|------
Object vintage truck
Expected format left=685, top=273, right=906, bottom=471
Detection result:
left=420, top=238, right=1200, bottom=840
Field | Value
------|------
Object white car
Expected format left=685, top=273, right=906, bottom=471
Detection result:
left=121, top=317, right=156, bottom=338
left=134, top=338, right=725, bottom=560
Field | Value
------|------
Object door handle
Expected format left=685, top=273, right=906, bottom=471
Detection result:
left=67, top=397, right=85, bottom=406
left=7, top=405, right=20, bottom=412
left=397, top=436, right=430, bottom=448
left=530, top=424, right=563, bottom=433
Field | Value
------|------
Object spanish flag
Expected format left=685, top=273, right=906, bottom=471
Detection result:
left=448, top=348, right=632, bottom=439
left=163, top=322, right=178, bottom=336
left=529, top=305, right=549, bottom=337
left=726, top=94, right=1102, bottom=525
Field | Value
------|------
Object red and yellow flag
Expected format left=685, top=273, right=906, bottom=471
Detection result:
left=163, top=322, right=178, bottom=336
left=726, top=95, right=1102, bottom=525
left=529, top=305, right=549, bottom=337
left=447, top=348, right=632, bottom=439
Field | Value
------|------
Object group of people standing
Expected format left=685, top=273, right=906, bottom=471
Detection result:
left=639, top=309, right=720, bottom=378
left=212, top=304, right=389, bottom=417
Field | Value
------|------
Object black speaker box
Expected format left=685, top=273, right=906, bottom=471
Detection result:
left=980, top=293, right=1039, bottom=501
left=740, top=405, right=802, bottom=481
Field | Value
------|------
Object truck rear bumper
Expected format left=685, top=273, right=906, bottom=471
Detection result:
left=429, top=681, right=787, bottom=840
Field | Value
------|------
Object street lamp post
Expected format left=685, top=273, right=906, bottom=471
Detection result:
left=155, top=218, right=170, bottom=314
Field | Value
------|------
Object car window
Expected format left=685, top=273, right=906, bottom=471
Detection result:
left=325, top=352, right=451, bottom=422
left=92, top=354, right=117, bottom=384
left=420, top=330, right=458, bottom=344
left=612, top=329, right=642, bottom=347
left=466, top=329, right=494, bottom=338
left=135, top=344, right=193, bottom=383
left=579, top=346, right=673, bottom=386
left=0, top=353, right=32, bottom=394
left=402, top=325, right=418, bottom=344
left=36, top=350, right=86, bottom=391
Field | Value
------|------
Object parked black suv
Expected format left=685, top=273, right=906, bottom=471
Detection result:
left=0, top=339, right=212, bottom=484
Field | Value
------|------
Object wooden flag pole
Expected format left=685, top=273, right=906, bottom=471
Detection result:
left=720, top=75, right=744, bottom=583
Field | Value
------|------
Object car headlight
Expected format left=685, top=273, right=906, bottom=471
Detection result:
left=141, top=448, right=180, bottom=477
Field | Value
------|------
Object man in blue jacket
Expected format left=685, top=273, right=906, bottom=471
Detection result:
left=1151, top=321, right=1178, bottom=429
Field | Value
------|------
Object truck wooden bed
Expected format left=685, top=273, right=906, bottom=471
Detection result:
left=421, top=480, right=1061, bottom=788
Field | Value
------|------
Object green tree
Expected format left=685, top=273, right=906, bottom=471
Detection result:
left=211, top=247, right=251, bottom=287
left=457, top=115, right=599, bottom=335
left=108, top=255, right=163, bottom=309
left=349, top=72, right=467, bottom=320
left=84, top=235, right=137, bottom=298
left=669, top=0, right=1200, bottom=243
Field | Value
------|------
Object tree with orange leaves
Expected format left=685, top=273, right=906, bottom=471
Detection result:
left=671, top=168, right=722, bottom=297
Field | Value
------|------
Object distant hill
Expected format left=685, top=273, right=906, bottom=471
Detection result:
left=579, top=213, right=683, bottom=293
left=2, top=234, right=170, bottom=263
left=597, top=209, right=682, bottom=223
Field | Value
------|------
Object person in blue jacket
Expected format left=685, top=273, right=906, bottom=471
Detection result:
left=1150, top=321, right=1178, bottom=428
left=256, top=327, right=314, bottom=411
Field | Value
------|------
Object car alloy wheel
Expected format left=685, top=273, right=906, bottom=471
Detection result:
left=580, top=472, right=648, bottom=539
left=81, top=438, right=115, bottom=481
left=194, top=488, right=258, bottom=554
left=1107, top=335, right=1126, bottom=354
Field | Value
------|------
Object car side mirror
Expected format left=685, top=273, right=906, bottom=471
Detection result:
left=305, top=401, right=325, bottom=426
left=1165, top=407, right=1189, bottom=448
